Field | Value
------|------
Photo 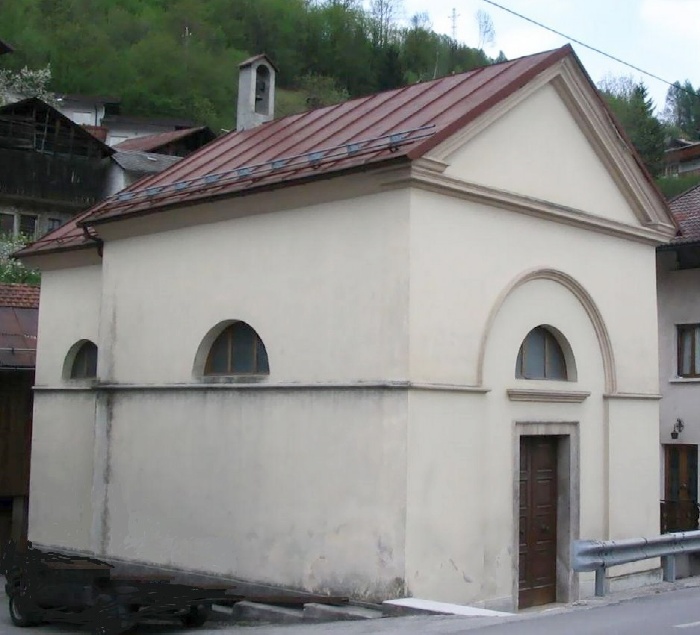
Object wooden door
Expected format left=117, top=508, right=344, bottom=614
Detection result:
left=663, top=444, right=699, bottom=533
left=519, top=436, right=558, bottom=609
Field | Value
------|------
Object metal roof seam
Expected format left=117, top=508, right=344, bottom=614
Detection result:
left=92, top=127, right=435, bottom=217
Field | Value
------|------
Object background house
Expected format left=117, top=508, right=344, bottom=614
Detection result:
left=54, top=93, right=120, bottom=128
left=0, top=97, right=115, bottom=240
left=663, top=139, right=700, bottom=179
left=100, top=115, right=202, bottom=147
left=0, top=283, right=38, bottom=555
left=112, top=127, right=216, bottom=158
left=18, top=47, right=676, bottom=611
left=0, top=97, right=208, bottom=242
left=657, top=184, right=700, bottom=542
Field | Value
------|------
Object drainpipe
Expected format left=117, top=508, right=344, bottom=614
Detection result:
left=81, top=225, right=104, bottom=258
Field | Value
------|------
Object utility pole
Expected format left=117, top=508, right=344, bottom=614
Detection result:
left=450, top=8, right=460, bottom=41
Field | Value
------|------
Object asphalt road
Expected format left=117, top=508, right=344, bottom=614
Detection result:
left=3, top=585, right=700, bottom=635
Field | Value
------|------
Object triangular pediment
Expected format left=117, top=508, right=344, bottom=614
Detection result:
left=425, top=57, right=676, bottom=241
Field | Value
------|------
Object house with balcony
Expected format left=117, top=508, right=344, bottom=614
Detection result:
left=663, top=139, right=700, bottom=179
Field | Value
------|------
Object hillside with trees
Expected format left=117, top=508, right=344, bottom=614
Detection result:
left=1, top=0, right=699, bottom=197
left=0, top=0, right=502, bottom=132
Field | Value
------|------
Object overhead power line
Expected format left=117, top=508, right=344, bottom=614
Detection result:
left=481, top=0, right=697, bottom=99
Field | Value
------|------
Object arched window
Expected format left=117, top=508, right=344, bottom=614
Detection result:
left=70, top=341, right=98, bottom=379
left=204, top=322, right=269, bottom=376
left=515, top=327, right=567, bottom=380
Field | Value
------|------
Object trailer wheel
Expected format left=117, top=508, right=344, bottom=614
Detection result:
left=8, top=595, right=42, bottom=627
left=181, top=604, right=209, bottom=628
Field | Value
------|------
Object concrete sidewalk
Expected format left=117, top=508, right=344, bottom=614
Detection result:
left=199, top=614, right=519, bottom=635
left=198, top=575, right=700, bottom=635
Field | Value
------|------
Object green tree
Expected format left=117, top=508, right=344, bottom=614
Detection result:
left=599, top=77, right=666, bottom=177
left=662, top=80, right=700, bottom=140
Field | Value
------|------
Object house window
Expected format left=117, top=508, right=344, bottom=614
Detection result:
left=678, top=324, right=700, bottom=378
left=70, top=341, right=98, bottom=379
left=47, top=218, right=63, bottom=232
left=204, top=322, right=269, bottom=376
left=0, top=213, right=14, bottom=236
left=515, top=326, right=568, bottom=380
left=19, top=214, right=37, bottom=238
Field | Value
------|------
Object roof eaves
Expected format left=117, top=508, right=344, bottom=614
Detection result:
left=15, top=240, right=99, bottom=260
left=238, top=53, right=279, bottom=73
left=81, top=154, right=412, bottom=229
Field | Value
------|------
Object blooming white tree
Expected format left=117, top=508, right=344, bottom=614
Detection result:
left=0, top=234, right=40, bottom=284
left=0, top=64, right=56, bottom=106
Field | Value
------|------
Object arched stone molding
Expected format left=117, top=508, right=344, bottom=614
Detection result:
left=477, top=268, right=617, bottom=393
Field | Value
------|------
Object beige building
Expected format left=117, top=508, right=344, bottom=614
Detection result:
left=18, top=46, right=676, bottom=611
left=657, top=184, right=700, bottom=542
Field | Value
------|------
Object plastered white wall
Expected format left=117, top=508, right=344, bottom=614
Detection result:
left=104, top=389, right=407, bottom=598
left=28, top=392, right=96, bottom=549
left=97, top=190, right=411, bottom=385
left=443, top=83, right=641, bottom=226
left=27, top=78, right=667, bottom=607
left=408, top=189, right=659, bottom=394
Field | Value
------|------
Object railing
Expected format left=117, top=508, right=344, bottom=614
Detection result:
left=661, top=500, right=700, bottom=534
left=572, top=530, right=700, bottom=597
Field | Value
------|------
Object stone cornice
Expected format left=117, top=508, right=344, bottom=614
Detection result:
left=420, top=57, right=676, bottom=241
left=393, top=166, right=670, bottom=246
left=507, top=388, right=591, bottom=403
left=34, top=380, right=491, bottom=394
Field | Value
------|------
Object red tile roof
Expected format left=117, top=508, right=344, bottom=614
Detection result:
left=112, top=127, right=210, bottom=153
left=669, top=184, right=700, bottom=243
left=0, top=284, right=40, bottom=309
left=19, top=45, right=664, bottom=258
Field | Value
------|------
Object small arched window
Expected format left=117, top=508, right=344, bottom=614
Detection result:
left=515, top=326, right=567, bottom=380
left=205, top=322, right=269, bottom=376
left=70, top=341, right=98, bottom=379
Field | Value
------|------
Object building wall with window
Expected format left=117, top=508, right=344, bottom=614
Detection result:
left=28, top=181, right=664, bottom=607
left=0, top=205, right=72, bottom=241
left=657, top=252, right=700, bottom=457
left=25, top=55, right=675, bottom=611
left=30, top=264, right=101, bottom=551
left=403, top=186, right=661, bottom=605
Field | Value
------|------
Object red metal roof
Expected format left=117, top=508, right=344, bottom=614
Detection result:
left=669, top=184, right=700, bottom=243
left=85, top=47, right=570, bottom=224
left=22, top=45, right=658, bottom=258
left=0, top=284, right=40, bottom=309
left=112, top=127, right=211, bottom=153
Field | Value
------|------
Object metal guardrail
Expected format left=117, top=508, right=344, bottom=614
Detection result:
left=572, top=531, right=700, bottom=597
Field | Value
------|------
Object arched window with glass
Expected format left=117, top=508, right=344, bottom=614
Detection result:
left=515, top=326, right=568, bottom=381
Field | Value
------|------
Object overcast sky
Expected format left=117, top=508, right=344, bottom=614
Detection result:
left=376, top=0, right=700, bottom=114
